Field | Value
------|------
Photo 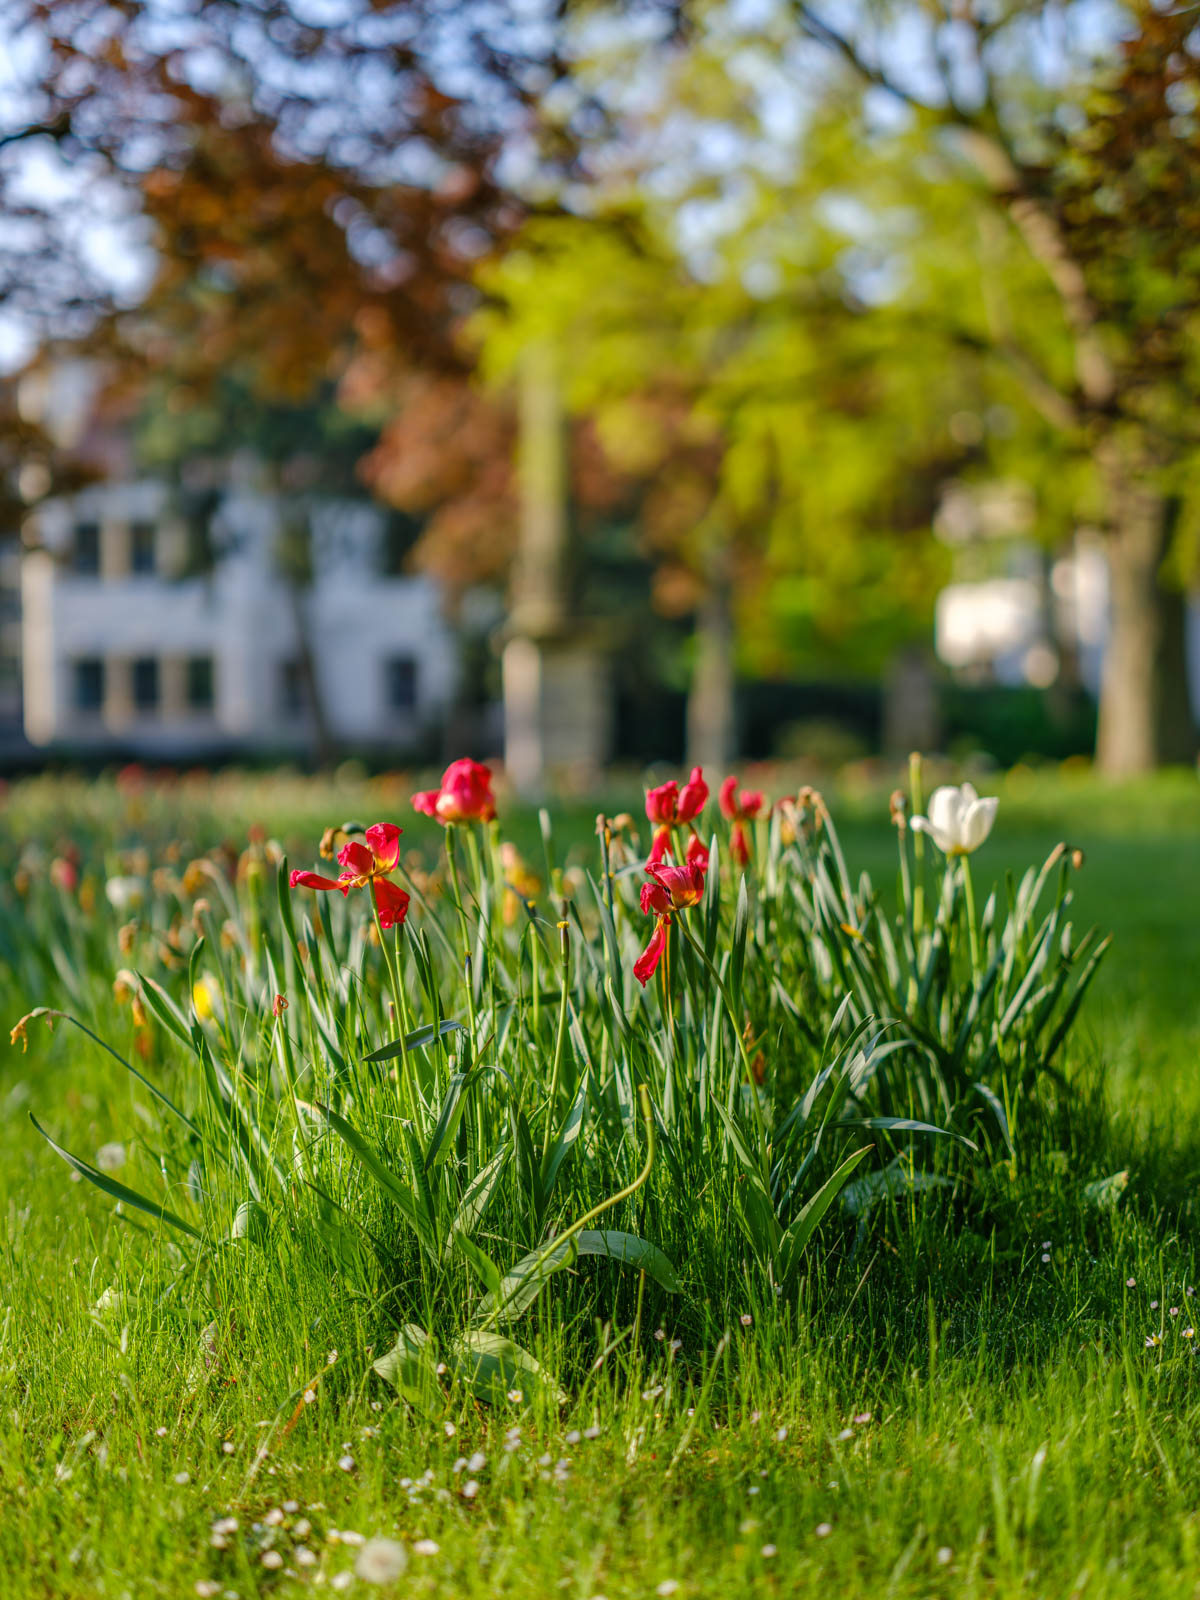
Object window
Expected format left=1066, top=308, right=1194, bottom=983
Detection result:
left=380, top=511, right=422, bottom=576
left=72, top=522, right=101, bottom=575
left=132, top=656, right=159, bottom=713
left=280, top=658, right=306, bottom=716
left=186, top=656, right=214, bottom=711
left=385, top=655, right=418, bottom=712
left=130, top=521, right=157, bottom=575
left=74, top=657, right=104, bottom=712
left=0, top=655, right=20, bottom=722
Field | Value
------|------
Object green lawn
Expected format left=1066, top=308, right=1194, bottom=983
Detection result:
left=1, top=766, right=1199, bottom=1599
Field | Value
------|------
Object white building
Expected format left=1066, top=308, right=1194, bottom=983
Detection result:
left=20, top=475, right=458, bottom=758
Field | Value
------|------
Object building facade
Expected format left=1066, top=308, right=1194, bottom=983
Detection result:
left=20, top=476, right=457, bottom=758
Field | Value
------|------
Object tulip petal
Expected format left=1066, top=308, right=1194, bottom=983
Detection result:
left=372, top=877, right=411, bottom=930
left=961, top=795, right=998, bottom=852
left=289, top=870, right=349, bottom=894
left=411, top=789, right=441, bottom=818
left=365, top=822, right=402, bottom=872
left=633, top=918, right=670, bottom=987
left=337, top=840, right=375, bottom=877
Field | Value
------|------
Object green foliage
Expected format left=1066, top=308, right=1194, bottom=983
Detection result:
left=2, top=768, right=1200, bottom=1597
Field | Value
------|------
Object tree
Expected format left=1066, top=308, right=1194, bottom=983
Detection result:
left=637, top=0, right=1200, bottom=769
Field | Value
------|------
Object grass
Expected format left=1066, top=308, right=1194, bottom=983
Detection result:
left=1, top=762, right=1198, bottom=1599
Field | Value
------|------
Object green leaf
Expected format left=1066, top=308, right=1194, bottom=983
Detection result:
left=1083, top=1169, right=1129, bottom=1211
left=31, top=1114, right=202, bottom=1241
left=576, top=1230, right=682, bottom=1293
left=446, top=1142, right=510, bottom=1254
left=373, top=1323, right=442, bottom=1419
left=837, top=1116, right=977, bottom=1151
left=312, top=1103, right=434, bottom=1257
left=474, top=1234, right=579, bottom=1325
left=841, top=1154, right=951, bottom=1218
left=363, top=1019, right=466, bottom=1065
left=452, top=1231, right=503, bottom=1298
left=230, top=1199, right=271, bottom=1244
left=447, top=1330, right=563, bottom=1405
left=777, top=1144, right=872, bottom=1283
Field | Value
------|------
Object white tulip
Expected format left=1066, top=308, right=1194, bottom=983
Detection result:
left=910, top=783, right=998, bottom=856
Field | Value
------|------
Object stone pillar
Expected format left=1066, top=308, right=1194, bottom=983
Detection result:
left=161, top=655, right=189, bottom=721
left=104, top=656, right=135, bottom=733
left=101, top=520, right=131, bottom=581
left=503, top=342, right=613, bottom=795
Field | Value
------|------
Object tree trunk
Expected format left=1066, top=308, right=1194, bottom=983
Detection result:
left=1096, top=458, right=1196, bottom=773
left=687, top=560, right=736, bottom=770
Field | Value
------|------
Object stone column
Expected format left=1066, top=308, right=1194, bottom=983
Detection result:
left=503, top=343, right=612, bottom=795
left=103, top=656, right=135, bottom=733
left=160, top=655, right=189, bottom=722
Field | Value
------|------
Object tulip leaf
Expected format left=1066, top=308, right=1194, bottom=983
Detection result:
left=31, top=1114, right=203, bottom=1241
left=363, top=1019, right=466, bottom=1064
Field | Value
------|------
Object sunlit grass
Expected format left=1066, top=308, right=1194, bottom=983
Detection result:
left=1, top=763, right=1198, bottom=1598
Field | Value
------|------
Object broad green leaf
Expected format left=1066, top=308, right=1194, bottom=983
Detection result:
left=446, top=1142, right=510, bottom=1253
left=1083, top=1169, right=1129, bottom=1211
left=474, top=1235, right=578, bottom=1325
left=841, top=1155, right=951, bottom=1218
left=373, top=1323, right=442, bottom=1419
left=576, top=1230, right=682, bottom=1293
left=447, top=1330, right=563, bottom=1405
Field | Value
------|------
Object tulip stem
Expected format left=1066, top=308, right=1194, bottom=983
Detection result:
left=541, top=920, right=571, bottom=1171
left=370, top=895, right=413, bottom=1116
left=909, top=751, right=926, bottom=942
left=443, top=824, right=477, bottom=1039
left=961, top=855, right=980, bottom=980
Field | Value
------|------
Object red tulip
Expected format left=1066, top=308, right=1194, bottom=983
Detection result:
left=644, top=766, right=709, bottom=866
left=289, top=822, right=410, bottom=929
left=719, top=776, right=765, bottom=867
left=412, top=758, right=496, bottom=825
left=633, top=856, right=707, bottom=987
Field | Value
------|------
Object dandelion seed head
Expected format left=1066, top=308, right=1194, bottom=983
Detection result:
left=462, top=1479, right=480, bottom=1499
left=173, top=1471, right=190, bottom=1485
left=260, top=1551, right=283, bottom=1570
left=936, top=1547, right=953, bottom=1565
left=413, top=1539, right=439, bottom=1556
left=815, top=1522, right=832, bottom=1537
left=467, top=1451, right=486, bottom=1472
left=355, top=1537, right=408, bottom=1584
left=761, top=1545, right=777, bottom=1559
left=337, top=1455, right=355, bottom=1472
